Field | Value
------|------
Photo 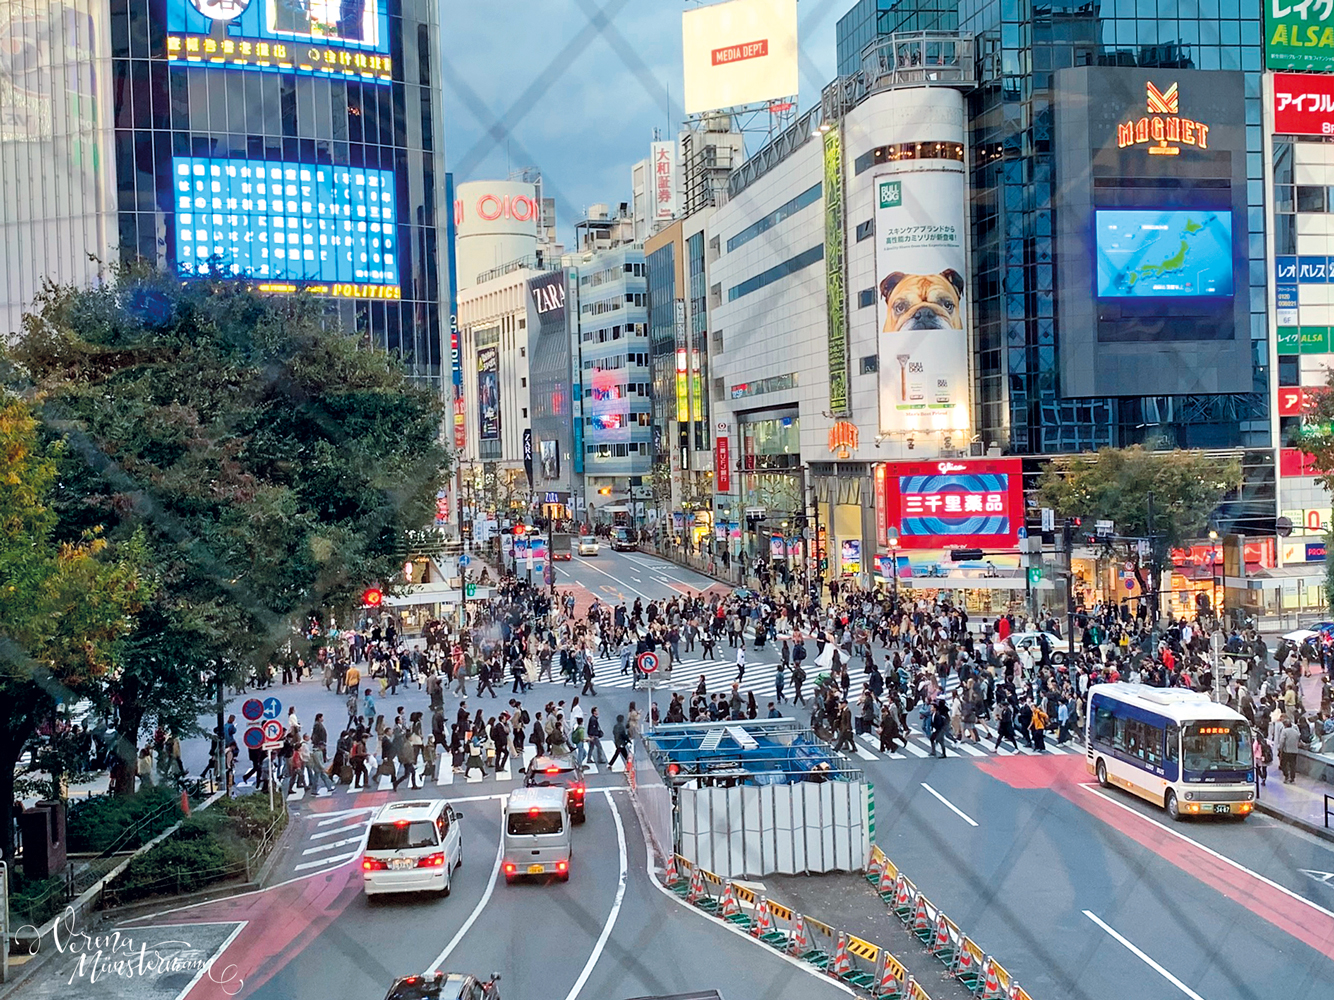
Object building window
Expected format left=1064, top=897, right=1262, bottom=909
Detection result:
left=520, top=347, right=526, bottom=357
left=520, top=377, right=527, bottom=387
left=521, top=408, right=528, bottom=418
left=855, top=219, right=874, bottom=242
left=1297, top=185, right=1327, bottom=213
left=727, top=245, right=824, bottom=302
left=853, top=141, right=964, bottom=176
left=857, top=288, right=875, bottom=308
left=726, top=183, right=822, bottom=252
left=860, top=354, right=878, bottom=374
left=1279, top=356, right=1299, bottom=387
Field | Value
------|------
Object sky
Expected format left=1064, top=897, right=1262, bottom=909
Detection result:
left=438, top=0, right=842, bottom=247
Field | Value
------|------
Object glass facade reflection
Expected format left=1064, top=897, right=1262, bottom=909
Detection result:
left=117, top=0, right=445, bottom=389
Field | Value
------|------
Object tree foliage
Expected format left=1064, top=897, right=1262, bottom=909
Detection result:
left=8, top=272, right=450, bottom=792
left=1033, top=446, right=1240, bottom=593
left=0, top=397, right=148, bottom=850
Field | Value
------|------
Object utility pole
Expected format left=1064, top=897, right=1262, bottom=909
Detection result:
left=216, top=666, right=226, bottom=796
left=1063, top=517, right=1076, bottom=648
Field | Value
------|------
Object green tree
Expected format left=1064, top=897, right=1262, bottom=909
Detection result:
left=0, top=397, right=148, bottom=852
left=1033, top=445, right=1240, bottom=601
left=10, top=272, right=450, bottom=792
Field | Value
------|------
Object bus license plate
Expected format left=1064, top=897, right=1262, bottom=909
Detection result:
left=1212, top=804, right=1231, bottom=814
left=527, top=864, right=545, bottom=874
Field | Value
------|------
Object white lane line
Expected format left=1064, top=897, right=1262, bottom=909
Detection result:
left=311, top=822, right=367, bottom=841
left=293, top=851, right=357, bottom=872
left=302, top=835, right=363, bottom=856
left=575, top=556, right=656, bottom=601
left=315, top=807, right=377, bottom=825
left=561, top=789, right=628, bottom=1000
left=920, top=782, right=980, bottom=827
left=173, top=921, right=248, bottom=1000
left=1081, top=785, right=1334, bottom=921
left=1083, top=910, right=1205, bottom=1000
left=426, top=797, right=507, bottom=975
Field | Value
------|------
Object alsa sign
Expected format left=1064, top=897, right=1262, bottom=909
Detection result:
left=1273, top=72, right=1334, bottom=135
left=1116, top=81, right=1211, bottom=155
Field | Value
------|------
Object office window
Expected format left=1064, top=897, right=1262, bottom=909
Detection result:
left=857, top=288, right=875, bottom=308
left=860, top=355, right=878, bottom=374
left=855, top=219, right=874, bottom=242
left=728, top=245, right=824, bottom=302
left=726, top=183, right=822, bottom=252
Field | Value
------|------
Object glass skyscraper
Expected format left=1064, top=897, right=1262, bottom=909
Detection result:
left=2, top=0, right=449, bottom=392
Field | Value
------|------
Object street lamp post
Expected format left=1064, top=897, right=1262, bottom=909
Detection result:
left=889, top=535, right=900, bottom=604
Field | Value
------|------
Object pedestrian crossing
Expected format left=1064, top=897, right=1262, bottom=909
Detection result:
left=581, top=651, right=962, bottom=703
left=853, top=729, right=1087, bottom=762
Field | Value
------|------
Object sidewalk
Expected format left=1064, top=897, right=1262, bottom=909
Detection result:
left=1255, top=772, right=1334, bottom=842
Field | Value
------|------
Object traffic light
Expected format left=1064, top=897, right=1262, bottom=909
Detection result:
left=950, top=549, right=985, bottom=561
left=361, top=587, right=383, bottom=608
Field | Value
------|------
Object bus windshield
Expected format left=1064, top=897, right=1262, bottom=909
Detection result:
left=1181, top=722, right=1252, bottom=774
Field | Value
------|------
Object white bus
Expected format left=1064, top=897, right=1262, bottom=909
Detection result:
left=1085, top=683, right=1256, bottom=821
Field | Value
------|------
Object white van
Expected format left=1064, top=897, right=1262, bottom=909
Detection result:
left=362, top=799, right=463, bottom=897
left=502, top=787, right=571, bottom=883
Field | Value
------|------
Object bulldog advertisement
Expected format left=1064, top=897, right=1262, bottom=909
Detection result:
left=874, top=167, right=971, bottom=435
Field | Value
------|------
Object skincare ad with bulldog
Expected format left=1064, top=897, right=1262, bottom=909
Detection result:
left=874, top=167, right=970, bottom=433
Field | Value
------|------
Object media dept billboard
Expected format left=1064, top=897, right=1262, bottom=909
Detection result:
left=681, top=0, right=798, bottom=114
left=173, top=156, right=398, bottom=296
left=167, top=0, right=393, bottom=81
left=878, top=458, right=1023, bottom=550
left=1266, top=0, right=1334, bottom=73
left=873, top=167, right=970, bottom=436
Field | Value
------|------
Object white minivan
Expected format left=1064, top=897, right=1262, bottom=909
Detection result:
left=502, top=787, right=571, bottom=883
left=362, top=799, right=463, bottom=897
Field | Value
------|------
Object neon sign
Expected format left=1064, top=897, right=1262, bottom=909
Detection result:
left=1116, top=82, right=1210, bottom=155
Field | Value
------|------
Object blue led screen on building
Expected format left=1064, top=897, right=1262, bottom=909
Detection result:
left=173, top=156, right=398, bottom=288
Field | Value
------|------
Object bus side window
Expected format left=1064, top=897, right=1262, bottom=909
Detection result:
left=1145, top=724, right=1163, bottom=766
left=1113, top=716, right=1127, bottom=752
left=1164, top=725, right=1178, bottom=764
left=1094, top=705, right=1115, bottom=744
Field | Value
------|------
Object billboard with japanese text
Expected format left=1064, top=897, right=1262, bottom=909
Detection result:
left=651, top=141, right=678, bottom=222
left=477, top=346, right=500, bottom=441
left=1267, top=0, right=1334, bottom=73
left=882, top=458, right=1023, bottom=550
left=874, top=166, right=971, bottom=437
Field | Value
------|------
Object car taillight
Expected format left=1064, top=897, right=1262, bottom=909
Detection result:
left=556, top=860, right=568, bottom=872
left=504, top=863, right=516, bottom=874
left=418, top=853, right=445, bottom=868
left=362, top=857, right=386, bottom=871
left=572, top=783, right=585, bottom=798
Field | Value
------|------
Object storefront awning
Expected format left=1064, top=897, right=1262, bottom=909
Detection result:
left=382, top=583, right=493, bottom=607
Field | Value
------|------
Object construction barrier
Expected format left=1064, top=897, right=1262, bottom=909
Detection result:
left=840, top=933, right=881, bottom=991
left=663, top=854, right=681, bottom=889
left=953, top=936, right=987, bottom=992
left=659, top=853, right=945, bottom=1000
left=874, top=951, right=909, bottom=1000
left=1011, top=983, right=1034, bottom=1000
left=911, top=894, right=938, bottom=946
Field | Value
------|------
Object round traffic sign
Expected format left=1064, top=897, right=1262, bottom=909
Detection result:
left=262, top=719, right=284, bottom=743
left=637, top=651, right=660, bottom=674
left=262, top=697, right=283, bottom=721
left=243, top=726, right=265, bottom=749
left=459, top=554, right=471, bottom=566
left=241, top=698, right=264, bottom=722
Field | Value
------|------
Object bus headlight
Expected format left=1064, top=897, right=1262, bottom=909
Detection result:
left=1246, top=791, right=1254, bottom=801
left=1184, top=791, right=1194, bottom=801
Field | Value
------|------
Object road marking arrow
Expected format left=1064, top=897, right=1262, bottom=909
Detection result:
left=1300, top=869, right=1334, bottom=886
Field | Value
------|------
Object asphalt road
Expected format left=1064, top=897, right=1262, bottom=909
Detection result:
left=21, top=547, right=1331, bottom=1000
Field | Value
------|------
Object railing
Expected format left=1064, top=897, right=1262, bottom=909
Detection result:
left=1325, top=794, right=1332, bottom=829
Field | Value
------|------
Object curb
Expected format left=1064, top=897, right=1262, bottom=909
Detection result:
left=1255, top=800, right=1334, bottom=844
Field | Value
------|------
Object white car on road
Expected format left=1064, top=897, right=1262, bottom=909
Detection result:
left=362, top=799, right=463, bottom=897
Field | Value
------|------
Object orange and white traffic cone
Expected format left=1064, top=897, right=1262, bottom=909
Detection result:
left=686, top=867, right=705, bottom=905
left=877, top=858, right=896, bottom=896
left=867, top=853, right=883, bottom=883
left=894, top=873, right=912, bottom=912
left=180, top=789, right=191, bottom=817
left=752, top=896, right=774, bottom=938
left=829, top=932, right=852, bottom=979
left=933, top=912, right=951, bottom=953
left=719, top=881, right=742, bottom=918
left=663, top=855, right=680, bottom=887
left=954, top=944, right=977, bottom=981
left=981, top=957, right=1003, bottom=998
left=912, top=896, right=931, bottom=933
left=788, top=913, right=810, bottom=956
left=874, top=954, right=902, bottom=998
